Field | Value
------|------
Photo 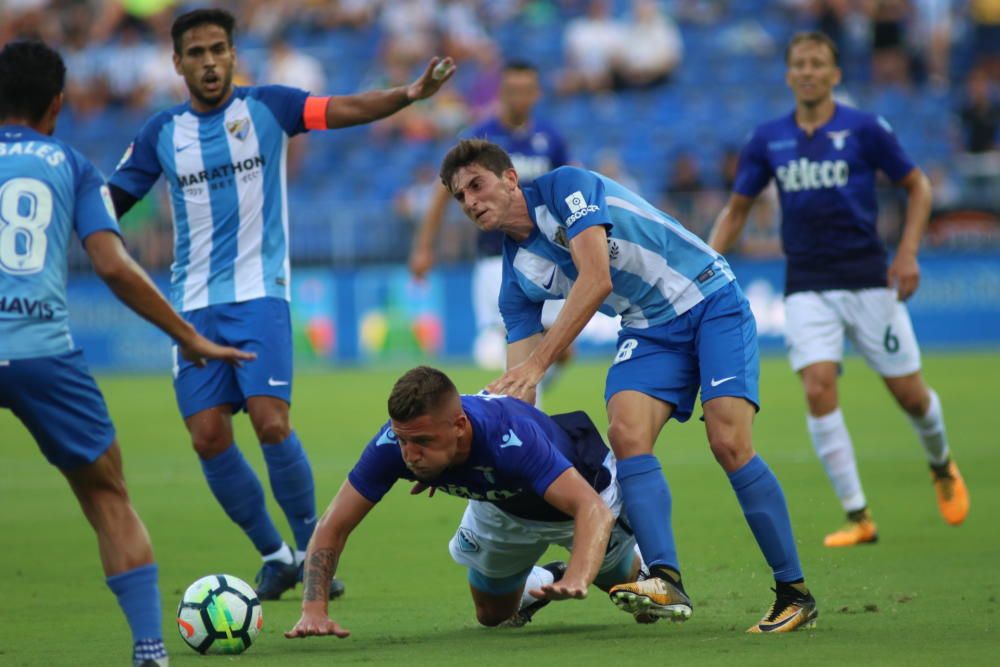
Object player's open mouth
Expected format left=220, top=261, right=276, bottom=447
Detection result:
left=203, top=74, right=221, bottom=92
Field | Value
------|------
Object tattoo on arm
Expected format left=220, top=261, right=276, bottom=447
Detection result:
left=303, top=549, right=339, bottom=602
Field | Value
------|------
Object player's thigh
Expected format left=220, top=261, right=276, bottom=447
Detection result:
left=696, top=282, right=760, bottom=411
left=784, top=291, right=846, bottom=372
left=471, top=256, right=504, bottom=331
left=843, top=288, right=922, bottom=377
left=0, top=350, right=115, bottom=471
left=219, top=297, right=294, bottom=406
left=449, top=501, right=552, bottom=580
left=605, top=325, right=698, bottom=424
left=173, top=305, right=243, bottom=418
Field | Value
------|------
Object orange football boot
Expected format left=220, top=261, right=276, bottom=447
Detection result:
left=823, top=508, right=878, bottom=547
left=931, top=460, right=969, bottom=526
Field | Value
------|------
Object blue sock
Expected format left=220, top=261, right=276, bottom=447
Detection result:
left=617, top=454, right=679, bottom=573
left=106, top=564, right=163, bottom=642
left=200, top=444, right=283, bottom=556
left=262, top=431, right=317, bottom=551
left=727, top=455, right=804, bottom=583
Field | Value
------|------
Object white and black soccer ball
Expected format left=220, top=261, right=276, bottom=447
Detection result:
left=176, top=574, right=263, bottom=654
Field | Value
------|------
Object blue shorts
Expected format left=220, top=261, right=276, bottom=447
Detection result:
left=605, top=281, right=760, bottom=422
left=0, top=349, right=115, bottom=470
left=173, top=297, right=293, bottom=418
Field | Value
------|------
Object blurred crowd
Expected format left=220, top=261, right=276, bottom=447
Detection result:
left=2, top=0, right=998, bottom=268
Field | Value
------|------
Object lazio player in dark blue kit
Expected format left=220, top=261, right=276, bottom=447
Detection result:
left=710, top=31, right=969, bottom=547
left=0, top=40, right=251, bottom=667
left=285, top=367, right=645, bottom=638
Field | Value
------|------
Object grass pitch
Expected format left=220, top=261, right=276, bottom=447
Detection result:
left=1, top=352, right=998, bottom=666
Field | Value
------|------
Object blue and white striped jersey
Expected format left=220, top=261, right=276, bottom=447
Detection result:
left=0, top=125, right=121, bottom=359
left=502, top=166, right=734, bottom=342
left=110, top=85, right=310, bottom=312
left=464, top=116, right=570, bottom=257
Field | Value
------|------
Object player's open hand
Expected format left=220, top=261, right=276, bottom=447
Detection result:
left=888, top=252, right=920, bottom=301
left=285, top=611, right=350, bottom=639
left=529, top=578, right=589, bottom=601
left=407, top=57, right=456, bottom=102
left=180, top=334, right=256, bottom=368
left=486, top=358, right=546, bottom=404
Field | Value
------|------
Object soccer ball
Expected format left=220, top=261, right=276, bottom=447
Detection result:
left=176, top=574, right=263, bottom=654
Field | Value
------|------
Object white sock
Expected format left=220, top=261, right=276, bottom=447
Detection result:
left=634, top=543, right=649, bottom=579
left=909, top=389, right=950, bottom=466
left=294, top=549, right=307, bottom=567
left=520, top=565, right=555, bottom=610
left=262, top=542, right=294, bottom=565
left=807, top=408, right=866, bottom=512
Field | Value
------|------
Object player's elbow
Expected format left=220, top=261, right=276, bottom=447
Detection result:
left=91, top=252, right=130, bottom=285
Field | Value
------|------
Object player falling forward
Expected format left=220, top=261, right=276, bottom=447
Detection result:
left=286, top=366, right=648, bottom=638
left=409, top=61, right=574, bottom=388
left=0, top=40, right=253, bottom=667
left=440, top=139, right=817, bottom=633
left=709, top=31, right=969, bottom=547
left=108, top=8, right=454, bottom=599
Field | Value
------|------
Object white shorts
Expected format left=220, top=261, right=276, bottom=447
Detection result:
left=448, top=454, right=636, bottom=579
left=784, top=288, right=921, bottom=377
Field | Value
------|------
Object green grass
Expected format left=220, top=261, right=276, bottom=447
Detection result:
left=1, top=353, right=998, bottom=665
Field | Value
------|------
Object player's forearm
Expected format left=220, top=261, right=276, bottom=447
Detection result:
left=414, top=185, right=451, bottom=249
left=897, top=171, right=933, bottom=257
left=565, top=500, right=614, bottom=585
left=324, top=87, right=412, bottom=129
left=532, top=274, right=610, bottom=370
left=98, top=254, right=198, bottom=347
left=708, top=207, right=746, bottom=254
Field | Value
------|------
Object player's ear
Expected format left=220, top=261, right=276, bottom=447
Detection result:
left=173, top=51, right=182, bottom=75
left=503, top=167, right=519, bottom=191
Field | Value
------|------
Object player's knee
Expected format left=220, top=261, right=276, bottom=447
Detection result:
left=802, top=376, right=836, bottom=409
left=607, top=420, right=651, bottom=459
left=191, top=427, right=232, bottom=460
left=708, top=432, right=753, bottom=472
left=253, top=416, right=290, bottom=445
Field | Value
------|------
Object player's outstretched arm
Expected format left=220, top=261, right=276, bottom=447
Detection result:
left=409, top=182, right=453, bottom=279
left=286, top=480, right=375, bottom=639
left=888, top=168, right=932, bottom=301
left=488, top=226, right=611, bottom=402
left=708, top=193, right=755, bottom=254
left=532, top=468, right=613, bottom=600
left=321, top=56, right=455, bottom=130
left=83, top=231, right=255, bottom=367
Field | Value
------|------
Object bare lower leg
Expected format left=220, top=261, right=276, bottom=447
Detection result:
left=63, top=442, right=154, bottom=576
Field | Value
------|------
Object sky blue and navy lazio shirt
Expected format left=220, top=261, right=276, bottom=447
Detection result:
left=348, top=394, right=610, bottom=522
left=733, top=104, right=916, bottom=295
left=501, top=166, right=734, bottom=343
left=110, top=85, right=316, bottom=312
left=0, top=125, right=120, bottom=359
left=464, top=116, right=569, bottom=257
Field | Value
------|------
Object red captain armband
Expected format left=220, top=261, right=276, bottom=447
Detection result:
left=303, top=96, right=331, bottom=130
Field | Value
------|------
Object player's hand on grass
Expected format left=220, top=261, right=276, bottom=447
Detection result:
left=529, top=578, right=588, bottom=601
left=179, top=332, right=257, bottom=368
left=284, top=611, right=350, bottom=639
left=487, top=358, right=546, bottom=404
left=407, top=56, right=456, bottom=102
left=888, top=252, right=920, bottom=301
